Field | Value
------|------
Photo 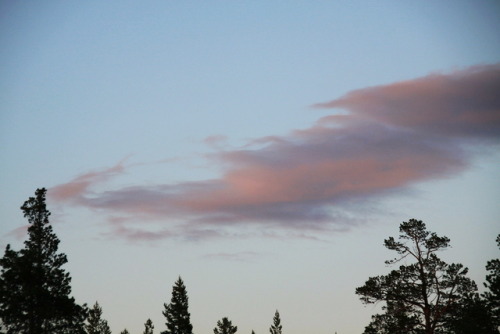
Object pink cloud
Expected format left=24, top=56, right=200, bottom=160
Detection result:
left=313, top=64, right=500, bottom=139
left=50, top=162, right=126, bottom=203
left=49, top=64, right=500, bottom=241
left=4, top=225, right=29, bottom=241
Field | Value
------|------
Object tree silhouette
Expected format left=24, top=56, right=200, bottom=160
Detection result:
left=162, top=277, right=193, bottom=334
left=443, top=293, right=497, bottom=334
left=269, top=310, right=282, bottom=334
left=0, top=188, right=87, bottom=334
left=356, top=219, right=479, bottom=334
left=483, top=234, right=500, bottom=328
left=85, top=302, right=111, bottom=334
left=120, top=330, right=130, bottom=334
left=143, top=318, right=154, bottom=334
left=213, top=317, right=237, bottom=334
left=362, top=300, right=423, bottom=334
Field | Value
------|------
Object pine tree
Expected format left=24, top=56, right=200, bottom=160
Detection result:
left=213, top=317, right=237, bottom=334
left=356, top=219, right=481, bottom=334
left=143, top=318, right=154, bottom=334
left=269, top=310, right=282, bottom=334
left=162, top=277, right=193, bottom=334
left=120, top=330, right=129, bottom=334
left=84, top=302, right=111, bottom=334
left=0, top=188, right=87, bottom=334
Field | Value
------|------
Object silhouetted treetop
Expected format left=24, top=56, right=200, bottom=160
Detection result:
left=213, top=317, right=237, bottom=334
left=356, top=219, right=483, bottom=334
left=0, top=188, right=87, bottom=334
left=269, top=310, right=282, bottom=334
left=162, top=277, right=193, bottom=334
left=143, top=318, right=154, bottom=334
left=85, top=302, right=111, bottom=334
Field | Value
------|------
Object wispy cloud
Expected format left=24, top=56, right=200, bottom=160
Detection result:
left=49, top=64, right=500, bottom=241
left=50, top=162, right=126, bottom=204
left=4, top=225, right=29, bottom=241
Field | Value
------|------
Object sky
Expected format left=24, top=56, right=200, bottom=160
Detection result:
left=1, top=1, right=500, bottom=333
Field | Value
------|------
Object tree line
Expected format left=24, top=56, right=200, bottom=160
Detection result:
left=83, top=286, right=282, bottom=334
left=0, top=189, right=498, bottom=333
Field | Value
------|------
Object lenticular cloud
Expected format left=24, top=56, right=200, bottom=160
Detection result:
left=50, top=64, right=500, bottom=240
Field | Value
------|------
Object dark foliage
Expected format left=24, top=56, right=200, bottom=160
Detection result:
left=363, top=300, right=423, bottom=334
left=443, top=293, right=497, bottom=334
left=162, top=277, right=193, bottom=334
left=213, top=317, right=237, bottom=334
left=483, top=235, right=500, bottom=329
left=85, top=302, right=111, bottom=334
left=0, top=188, right=87, bottom=334
left=269, top=310, right=282, bottom=334
left=355, top=219, right=483, bottom=334
left=143, top=318, right=154, bottom=334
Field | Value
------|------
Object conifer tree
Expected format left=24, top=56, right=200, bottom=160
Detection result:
left=120, top=330, right=129, bottom=334
left=443, top=293, right=497, bottom=334
left=269, top=310, right=282, bottom=334
left=143, top=318, right=154, bottom=334
left=162, top=277, right=193, bottom=334
left=483, top=234, right=500, bottom=328
left=84, top=302, right=111, bottom=334
left=0, top=188, right=87, bottom=334
left=213, top=317, right=237, bottom=334
left=356, top=219, right=481, bottom=334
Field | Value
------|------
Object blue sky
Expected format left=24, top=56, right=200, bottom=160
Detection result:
left=1, top=1, right=500, bottom=333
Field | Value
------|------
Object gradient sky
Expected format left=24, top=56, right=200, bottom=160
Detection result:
left=1, top=1, right=500, bottom=334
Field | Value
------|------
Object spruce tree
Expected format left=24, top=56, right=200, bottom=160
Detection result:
left=143, top=318, right=154, bottom=334
left=84, top=302, right=111, bottom=334
left=162, top=277, right=193, bottom=334
left=269, top=310, right=282, bottom=334
left=0, top=188, right=87, bottom=334
left=213, top=317, right=237, bottom=334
